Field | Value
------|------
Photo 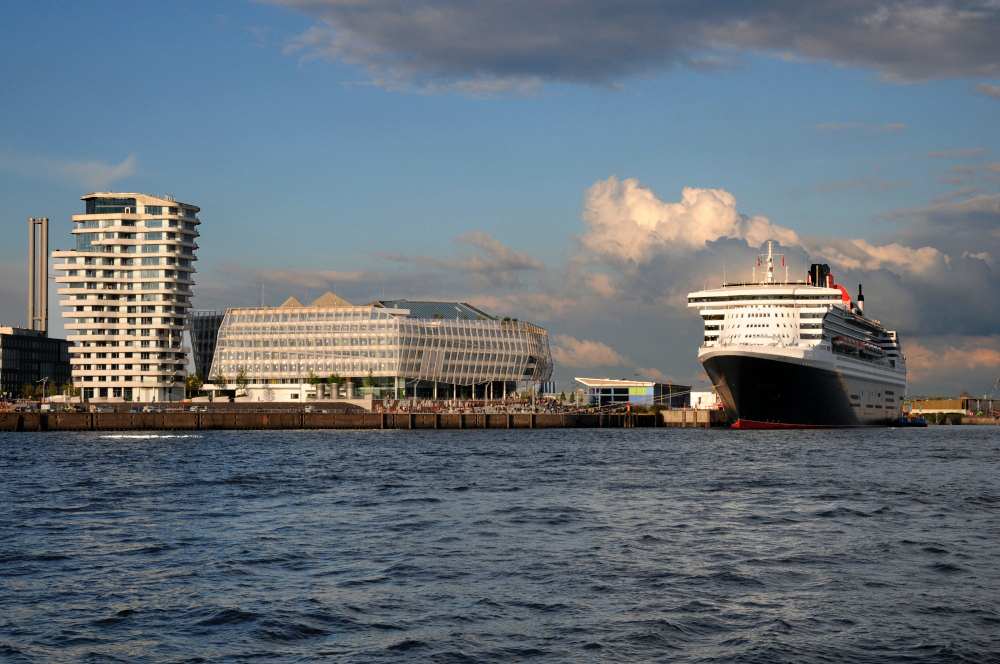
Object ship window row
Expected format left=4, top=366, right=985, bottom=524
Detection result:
left=689, top=294, right=840, bottom=303
left=728, top=311, right=795, bottom=318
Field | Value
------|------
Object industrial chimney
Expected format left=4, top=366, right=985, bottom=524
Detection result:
left=28, top=217, right=49, bottom=333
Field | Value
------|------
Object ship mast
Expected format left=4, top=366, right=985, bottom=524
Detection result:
left=765, top=240, right=775, bottom=284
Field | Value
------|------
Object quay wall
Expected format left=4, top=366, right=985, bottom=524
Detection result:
left=0, top=411, right=681, bottom=432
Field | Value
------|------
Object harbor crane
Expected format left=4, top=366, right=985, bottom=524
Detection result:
left=988, top=375, right=1000, bottom=401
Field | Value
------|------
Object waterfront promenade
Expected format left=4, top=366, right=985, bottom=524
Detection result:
left=0, top=410, right=690, bottom=431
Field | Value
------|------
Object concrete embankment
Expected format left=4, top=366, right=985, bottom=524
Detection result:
left=0, top=411, right=692, bottom=432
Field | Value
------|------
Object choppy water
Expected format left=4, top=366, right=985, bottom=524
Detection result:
left=1, top=427, right=999, bottom=663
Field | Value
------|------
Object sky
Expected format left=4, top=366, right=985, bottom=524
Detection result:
left=2, top=0, right=999, bottom=397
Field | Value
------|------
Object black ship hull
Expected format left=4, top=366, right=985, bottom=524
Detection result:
left=703, top=353, right=903, bottom=428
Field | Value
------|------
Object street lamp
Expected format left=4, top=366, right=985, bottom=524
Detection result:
left=36, top=377, right=49, bottom=404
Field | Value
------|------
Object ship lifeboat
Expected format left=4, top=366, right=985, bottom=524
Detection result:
left=860, top=343, right=886, bottom=357
left=832, top=336, right=860, bottom=353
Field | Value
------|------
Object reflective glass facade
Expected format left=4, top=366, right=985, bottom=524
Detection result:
left=206, top=301, right=553, bottom=398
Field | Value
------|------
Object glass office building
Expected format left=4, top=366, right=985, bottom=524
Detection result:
left=199, top=295, right=553, bottom=400
left=0, top=327, right=72, bottom=401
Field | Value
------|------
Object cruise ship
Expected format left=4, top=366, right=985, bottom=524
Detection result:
left=687, top=242, right=906, bottom=428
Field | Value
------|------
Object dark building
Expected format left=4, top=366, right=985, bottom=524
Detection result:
left=189, top=310, right=225, bottom=379
left=0, top=326, right=72, bottom=400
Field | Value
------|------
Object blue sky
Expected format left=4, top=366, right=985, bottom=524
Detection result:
left=2, top=0, right=999, bottom=396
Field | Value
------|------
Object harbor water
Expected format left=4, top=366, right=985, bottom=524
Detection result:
left=2, top=427, right=998, bottom=663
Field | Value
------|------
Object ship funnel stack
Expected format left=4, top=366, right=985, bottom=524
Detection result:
left=857, top=284, right=865, bottom=317
left=808, top=263, right=833, bottom=288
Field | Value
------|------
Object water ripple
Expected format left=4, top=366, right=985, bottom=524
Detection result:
left=1, top=427, right=999, bottom=662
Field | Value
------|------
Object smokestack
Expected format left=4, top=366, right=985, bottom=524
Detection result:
left=857, top=284, right=865, bottom=317
left=28, top=217, right=49, bottom=334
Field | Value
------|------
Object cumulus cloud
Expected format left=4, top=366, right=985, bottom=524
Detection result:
left=0, top=152, right=138, bottom=190
left=265, top=0, right=1000, bottom=92
left=579, top=176, right=798, bottom=265
left=636, top=366, right=672, bottom=384
left=804, top=238, right=947, bottom=274
left=551, top=334, right=631, bottom=368
left=905, top=336, right=1000, bottom=384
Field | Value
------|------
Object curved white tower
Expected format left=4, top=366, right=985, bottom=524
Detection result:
left=52, top=193, right=200, bottom=403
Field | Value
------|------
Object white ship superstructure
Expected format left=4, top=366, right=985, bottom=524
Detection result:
left=687, top=242, right=906, bottom=427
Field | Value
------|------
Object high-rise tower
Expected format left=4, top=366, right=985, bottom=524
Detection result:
left=52, top=193, right=200, bottom=403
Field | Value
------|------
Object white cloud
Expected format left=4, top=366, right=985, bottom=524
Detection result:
left=579, top=176, right=799, bottom=264
left=805, top=238, right=947, bottom=274
left=551, top=334, right=631, bottom=368
left=0, top=153, right=138, bottom=190
left=636, top=366, right=672, bottom=383
left=905, top=336, right=1000, bottom=384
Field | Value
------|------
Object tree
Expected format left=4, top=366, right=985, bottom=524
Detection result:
left=235, top=366, right=249, bottom=396
left=21, top=383, right=37, bottom=399
left=559, top=391, right=567, bottom=403
left=306, top=371, right=321, bottom=399
left=568, top=392, right=576, bottom=404
left=212, top=372, right=227, bottom=389
left=327, top=372, right=346, bottom=385
left=61, top=381, right=80, bottom=398
left=46, top=382, right=59, bottom=398
left=185, top=373, right=203, bottom=399
left=363, top=367, right=375, bottom=389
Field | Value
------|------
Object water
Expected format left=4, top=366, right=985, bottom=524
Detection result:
left=1, top=427, right=998, bottom=663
